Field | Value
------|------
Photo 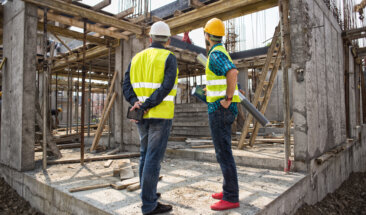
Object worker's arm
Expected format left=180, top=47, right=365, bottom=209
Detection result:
left=122, top=63, right=139, bottom=107
left=209, top=51, right=237, bottom=108
left=140, top=54, right=177, bottom=111
left=221, top=68, right=238, bottom=108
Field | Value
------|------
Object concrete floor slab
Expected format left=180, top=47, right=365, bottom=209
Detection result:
left=25, top=149, right=305, bottom=215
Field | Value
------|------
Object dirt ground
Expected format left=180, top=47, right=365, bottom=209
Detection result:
left=0, top=178, right=43, bottom=215
left=296, top=172, right=366, bottom=215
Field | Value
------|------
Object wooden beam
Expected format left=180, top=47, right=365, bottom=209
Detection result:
left=91, top=0, right=111, bottom=11
left=47, top=152, right=140, bottom=165
left=24, top=0, right=143, bottom=35
left=53, top=45, right=110, bottom=70
left=37, top=10, right=128, bottom=40
left=165, top=0, right=277, bottom=35
left=53, top=33, right=72, bottom=53
left=115, top=7, right=134, bottom=19
left=0, top=57, right=6, bottom=70
left=51, top=79, right=108, bottom=89
left=189, top=0, right=204, bottom=8
left=37, top=22, right=109, bottom=45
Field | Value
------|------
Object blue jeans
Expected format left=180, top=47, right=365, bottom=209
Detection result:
left=208, top=106, right=239, bottom=203
left=137, top=119, right=172, bottom=214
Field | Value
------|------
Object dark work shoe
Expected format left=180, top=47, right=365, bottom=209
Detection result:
left=156, top=192, right=161, bottom=199
left=144, top=202, right=173, bottom=215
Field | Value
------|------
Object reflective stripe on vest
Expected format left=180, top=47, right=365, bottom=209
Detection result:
left=205, top=45, right=240, bottom=103
left=130, top=48, right=179, bottom=119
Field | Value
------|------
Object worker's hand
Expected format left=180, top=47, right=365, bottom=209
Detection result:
left=203, top=87, right=207, bottom=96
left=220, top=99, right=231, bottom=109
left=130, top=101, right=142, bottom=111
left=130, top=101, right=143, bottom=123
left=239, top=89, right=245, bottom=95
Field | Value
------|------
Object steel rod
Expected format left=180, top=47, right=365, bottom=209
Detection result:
left=88, top=64, right=92, bottom=137
left=80, top=21, right=87, bottom=165
left=108, top=47, right=111, bottom=148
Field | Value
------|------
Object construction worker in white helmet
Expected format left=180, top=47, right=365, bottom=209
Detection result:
left=204, top=18, right=240, bottom=211
left=122, top=21, right=178, bottom=215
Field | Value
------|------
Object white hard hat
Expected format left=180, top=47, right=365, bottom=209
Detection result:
left=149, top=21, right=171, bottom=37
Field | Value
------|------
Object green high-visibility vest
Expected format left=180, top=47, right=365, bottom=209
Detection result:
left=205, top=45, right=240, bottom=103
left=130, top=48, right=179, bottom=119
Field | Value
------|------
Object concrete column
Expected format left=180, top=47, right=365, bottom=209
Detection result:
left=113, top=36, right=147, bottom=151
left=1, top=1, right=37, bottom=171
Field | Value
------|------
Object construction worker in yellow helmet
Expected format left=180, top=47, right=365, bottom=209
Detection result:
left=204, top=18, right=241, bottom=211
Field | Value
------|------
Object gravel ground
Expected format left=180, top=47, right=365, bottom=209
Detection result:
left=0, top=178, right=43, bottom=215
left=296, top=172, right=366, bottom=215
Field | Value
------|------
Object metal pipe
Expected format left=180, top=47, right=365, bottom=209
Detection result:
left=42, top=8, right=48, bottom=170
left=108, top=47, right=111, bottom=148
left=88, top=64, right=92, bottom=137
left=66, top=66, right=70, bottom=135
left=76, top=68, right=79, bottom=134
left=238, top=92, right=269, bottom=127
left=80, top=21, right=87, bottom=165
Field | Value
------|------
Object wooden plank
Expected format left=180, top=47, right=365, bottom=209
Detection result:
left=115, top=7, right=134, bottom=19
left=104, top=159, right=113, bottom=168
left=37, top=23, right=109, bottom=46
left=91, top=0, right=111, bottom=11
left=90, top=73, right=118, bottom=151
left=53, top=46, right=110, bottom=71
left=35, top=143, right=81, bottom=152
left=0, top=57, right=6, bottom=70
left=69, top=183, right=111, bottom=193
left=47, top=152, right=140, bottom=165
left=24, top=0, right=143, bottom=35
left=37, top=11, right=129, bottom=40
left=238, top=25, right=280, bottom=149
left=90, top=92, right=117, bottom=151
left=126, top=176, right=163, bottom=192
left=111, top=177, right=139, bottom=190
left=249, top=49, right=282, bottom=146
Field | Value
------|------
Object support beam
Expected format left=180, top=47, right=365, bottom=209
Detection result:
left=24, top=0, right=143, bottom=35
left=37, top=10, right=129, bottom=40
left=37, top=22, right=110, bottom=45
left=165, top=0, right=278, bottom=35
left=53, top=45, right=110, bottom=71
left=91, top=0, right=111, bottom=11
left=115, top=7, right=134, bottom=19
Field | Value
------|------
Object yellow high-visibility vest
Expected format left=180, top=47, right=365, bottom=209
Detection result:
left=130, top=48, right=179, bottom=119
left=205, top=45, right=240, bottom=103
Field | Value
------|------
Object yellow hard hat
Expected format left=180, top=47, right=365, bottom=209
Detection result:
left=204, top=18, right=225, bottom=37
left=57, top=108, right=62, bottom=112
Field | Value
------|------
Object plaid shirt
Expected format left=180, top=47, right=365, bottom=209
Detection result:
left=207, top=43, right=238, bottom=116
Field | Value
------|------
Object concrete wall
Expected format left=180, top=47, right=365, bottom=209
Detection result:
left=1, top=1, right=37, bottom=171
left=260, top=126, right=366, bottom=214
left=265, top=70, right=293, bottom=122
left=114, top=36, right=149, bottom=151
left=290, top=0, right=347, bottom=166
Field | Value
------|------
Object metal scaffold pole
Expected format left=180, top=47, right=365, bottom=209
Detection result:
left=80, top=20, right=87, bottom=165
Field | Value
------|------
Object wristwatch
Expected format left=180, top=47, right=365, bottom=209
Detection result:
left=225, top=95, right=233, bottom=101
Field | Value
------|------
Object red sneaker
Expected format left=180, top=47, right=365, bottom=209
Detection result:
left=211, top=200, right=240, bottom=211
left=212, top=192, right=223, bottom=199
